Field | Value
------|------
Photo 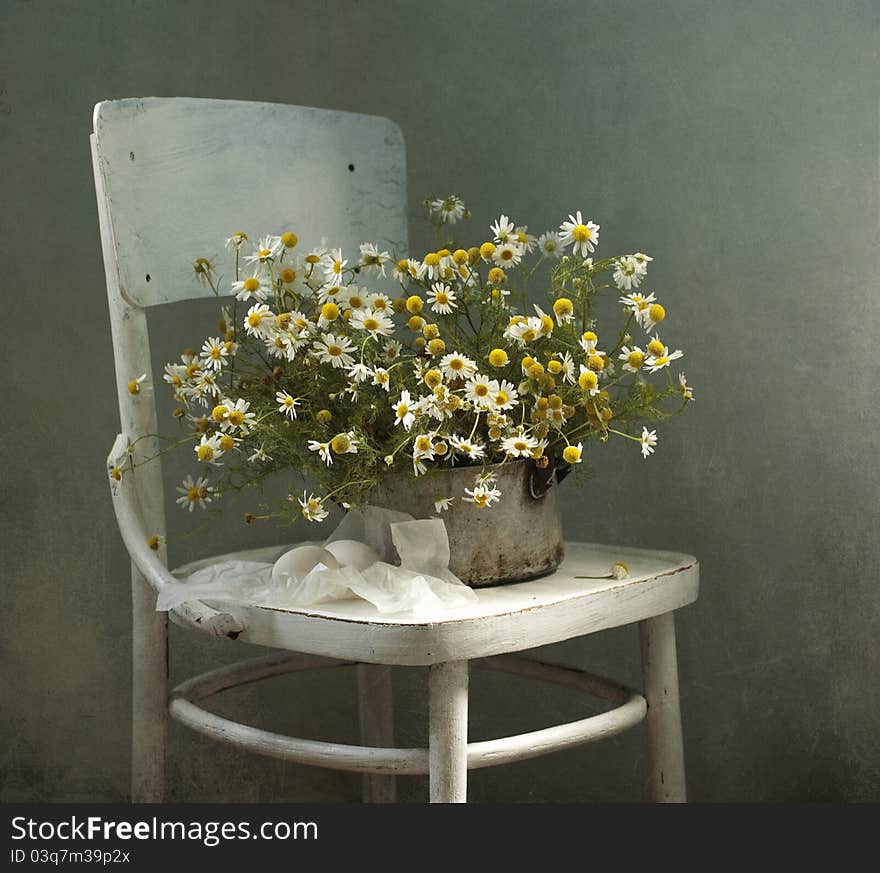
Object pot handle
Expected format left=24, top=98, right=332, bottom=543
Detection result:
left=529, top=462, right=571, bottom=500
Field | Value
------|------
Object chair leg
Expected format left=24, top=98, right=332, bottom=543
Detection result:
left=428, top=660, right=469, bottom=803
left=131, top=568, right=168, bottom=803
left=639, top=611, right=687, bottom=802
left=356, top=664, right=397, bottom=803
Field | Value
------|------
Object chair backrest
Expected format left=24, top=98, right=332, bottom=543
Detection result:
left=92, top=97, right=407, bottom=308
left=93, top=97, right=408, bottom=544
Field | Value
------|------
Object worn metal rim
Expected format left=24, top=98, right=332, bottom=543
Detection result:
left=169, top=652, right=647, bottom=775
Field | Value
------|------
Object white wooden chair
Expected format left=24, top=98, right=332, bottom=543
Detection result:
left=93, top=97, right=699, bottom=804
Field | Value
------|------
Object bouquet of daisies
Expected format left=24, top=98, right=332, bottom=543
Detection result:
left=115, top=196, right=692, bottom=525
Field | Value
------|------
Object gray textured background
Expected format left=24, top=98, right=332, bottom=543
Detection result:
left=2, top=0, right=878, bottom=802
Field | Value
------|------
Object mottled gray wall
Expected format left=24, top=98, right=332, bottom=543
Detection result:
left=2, top=0, right=878, bottom=802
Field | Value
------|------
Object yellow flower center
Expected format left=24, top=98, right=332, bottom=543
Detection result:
left=306, top=254, right=320, bottom=264
left=539, top=315, right=554, bottom=334
left=406, top=295, right=424, bottom=313
left=187, top=486, right=202, bottom=502
left=435, top=291, right=449, bottom=305
left=424, top=253, right=441, bottom=267
left=247, top=312, right=263, bottom=328
left=475, top=383, right=489, bottom=397
left=653, top=355, right=669, bottom=368
left=321, top=302, right=339, bottom=321
left=331, top=434, right=351, bottom=454
left=488, top=348, right=508, bottom=367
left=364, top=318, right=380, bottom=331
left=373, top=297, right=388, bottom=310
left=648, top=303, right=666, bottom=323
left=553, top=298, right=573, bottom=316
left=348, top=295, right=364, bottom=309
left=521, top=329, right=538, bottom=343
left=479, top=242, right=496, bottom=260
left=499, top=247, right=514, bottom=261
left=281, top=231, right=298, bottom=248
left=513, top=440, right=528, bottom=452
left=219, top=434, right=235, bottom=452
left=588, top=355, right=605, bottom=372
left=428, top=338, right=446, bottom=355
left=424, top=369, right=443, bottom=388
left=210, top=347, right=221, bottom=359
left=127, top=380, right=141, bottom=395
left=197, top=444, right=214, bottom=462
left=647, top=339, right=665, bottom=357
left=243, top=277, right=260, bottom=293
left=327, top=345, right=342, bottom=357
left=397, top=403, right=409, bottom=418
left=547, top=360, right=562, bottom=374
left=562, top=445, right=581, bottom=464
left=583, top=331, right=597, bottom=343
left=579, top=370, right=598, bottom=390
left=416, top=436, right=432, bottom=452
left=258, top=249, right=271, bottom=260
left=450, top=358, right=464, bottom=372
left=572, top=224, right=592, bottom=242
left=453, top=249, right=469, bottom=265
left=279, top=268, right=297, bottom=284
left=495, top=390, right=508, bottom=406
left=211, top=404, right=228, bottom=422
left=628, top=351, right=645, bottom=368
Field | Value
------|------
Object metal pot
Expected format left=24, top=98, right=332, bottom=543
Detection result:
left=372, top=459, right=565, bottom=587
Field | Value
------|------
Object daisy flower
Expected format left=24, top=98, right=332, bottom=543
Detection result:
left=359, top=243, right=391, bottom=275
left=200, top=337, right=228, bottom=372
left=421, top=252, right=443, bottom=281
left=428, top=282, right=457, bottom=314
left=412, top=433, right=436, bottom=461
left=559, top=211, right=600, bottom=257
left=501, top=433, right=539, bottom=458
left=243, top=303, right=274, bottom=338
left=465, top=373, right=495, bottom=410
left=559, top=352, right=576, bottom=384
left=514, top=226, right=537, bottom=253
left=439, top=351, right=477, bottom=381
left=307, top=440, right=333, bottom=466
left=243, top=236, right=276, bottom=268
left=492, top=379, right=518, bottom=411
left=493, top=241, right=523, bottom=269
left=221, top=399, right=255, bottom=433
left=350, top=307, right=394, bottom=338
left=330, top=431, right=359, bottom=458
left=619, top=291, right=656, bottom=324
left=383, top=339, right=403, bottom=363
left=127, top=373, right=149, bottom=396
left=463, top=480, right=502, bottom=508
left=341, top=286, right=367, bottom=311
left=372, top=367, right=391, bottom=391
left=195, top=434, right=224, bottom=465
left=393, top=390, right=416, bottom=431
left=163, top=363, right=187, bottom=391
left=491, top=214, right=516, bottom=244
left=506, top=316, right=543, bottom=344
left=432, top=195, right=466, bottom=224
left=276, top=390, right=299, bottom=419
left=538, top=231, right=563, bottom=258
left=248, top=444, right=272, bottom=463
left=322, top=248, right=347, bottom=283
left=640, top=427, right=658, bottom=459
left=679, top=372, right=695, bottom=401
left=434, top=497, right=454, bottom=513
left=619, top=345, right=646, bottom=373
left=367, top=292, right=392, bottom=312
left=312, top=333, right=356, bottom=369
left=175, top=474, right=215, bottom=511
left=633, top=252, right=653, bottom=274
left=562, top=442, right=583, bottom=465
left=347, top=363, right=372, bottom=384
left=225, top=231, right=248, bottom=252
left=613, top=256, right=642, bottom=291
left=644, top=337, right=683, bottom=373
left=298, top=491, right=329, bottom=522
left=578, top=364, right=601, bottom=396
left=449, top=435, right=486, bottom=460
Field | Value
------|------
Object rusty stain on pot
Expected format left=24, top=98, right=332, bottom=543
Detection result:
left=371, top=459, right=566, bottom=588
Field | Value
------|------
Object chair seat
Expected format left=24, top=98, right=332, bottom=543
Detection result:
left=171, top=542, right=698, bottom=666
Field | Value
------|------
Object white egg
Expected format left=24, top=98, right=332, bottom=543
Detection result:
left=325, top=539, right=381, bottom=570
left=271, top=544, right=339, bottom=585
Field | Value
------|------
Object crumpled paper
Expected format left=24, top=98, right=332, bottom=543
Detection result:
left=158, top=505, right=478, bottom=616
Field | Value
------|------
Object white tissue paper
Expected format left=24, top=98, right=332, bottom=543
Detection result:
left=157, top=505, right=479, bottom=616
